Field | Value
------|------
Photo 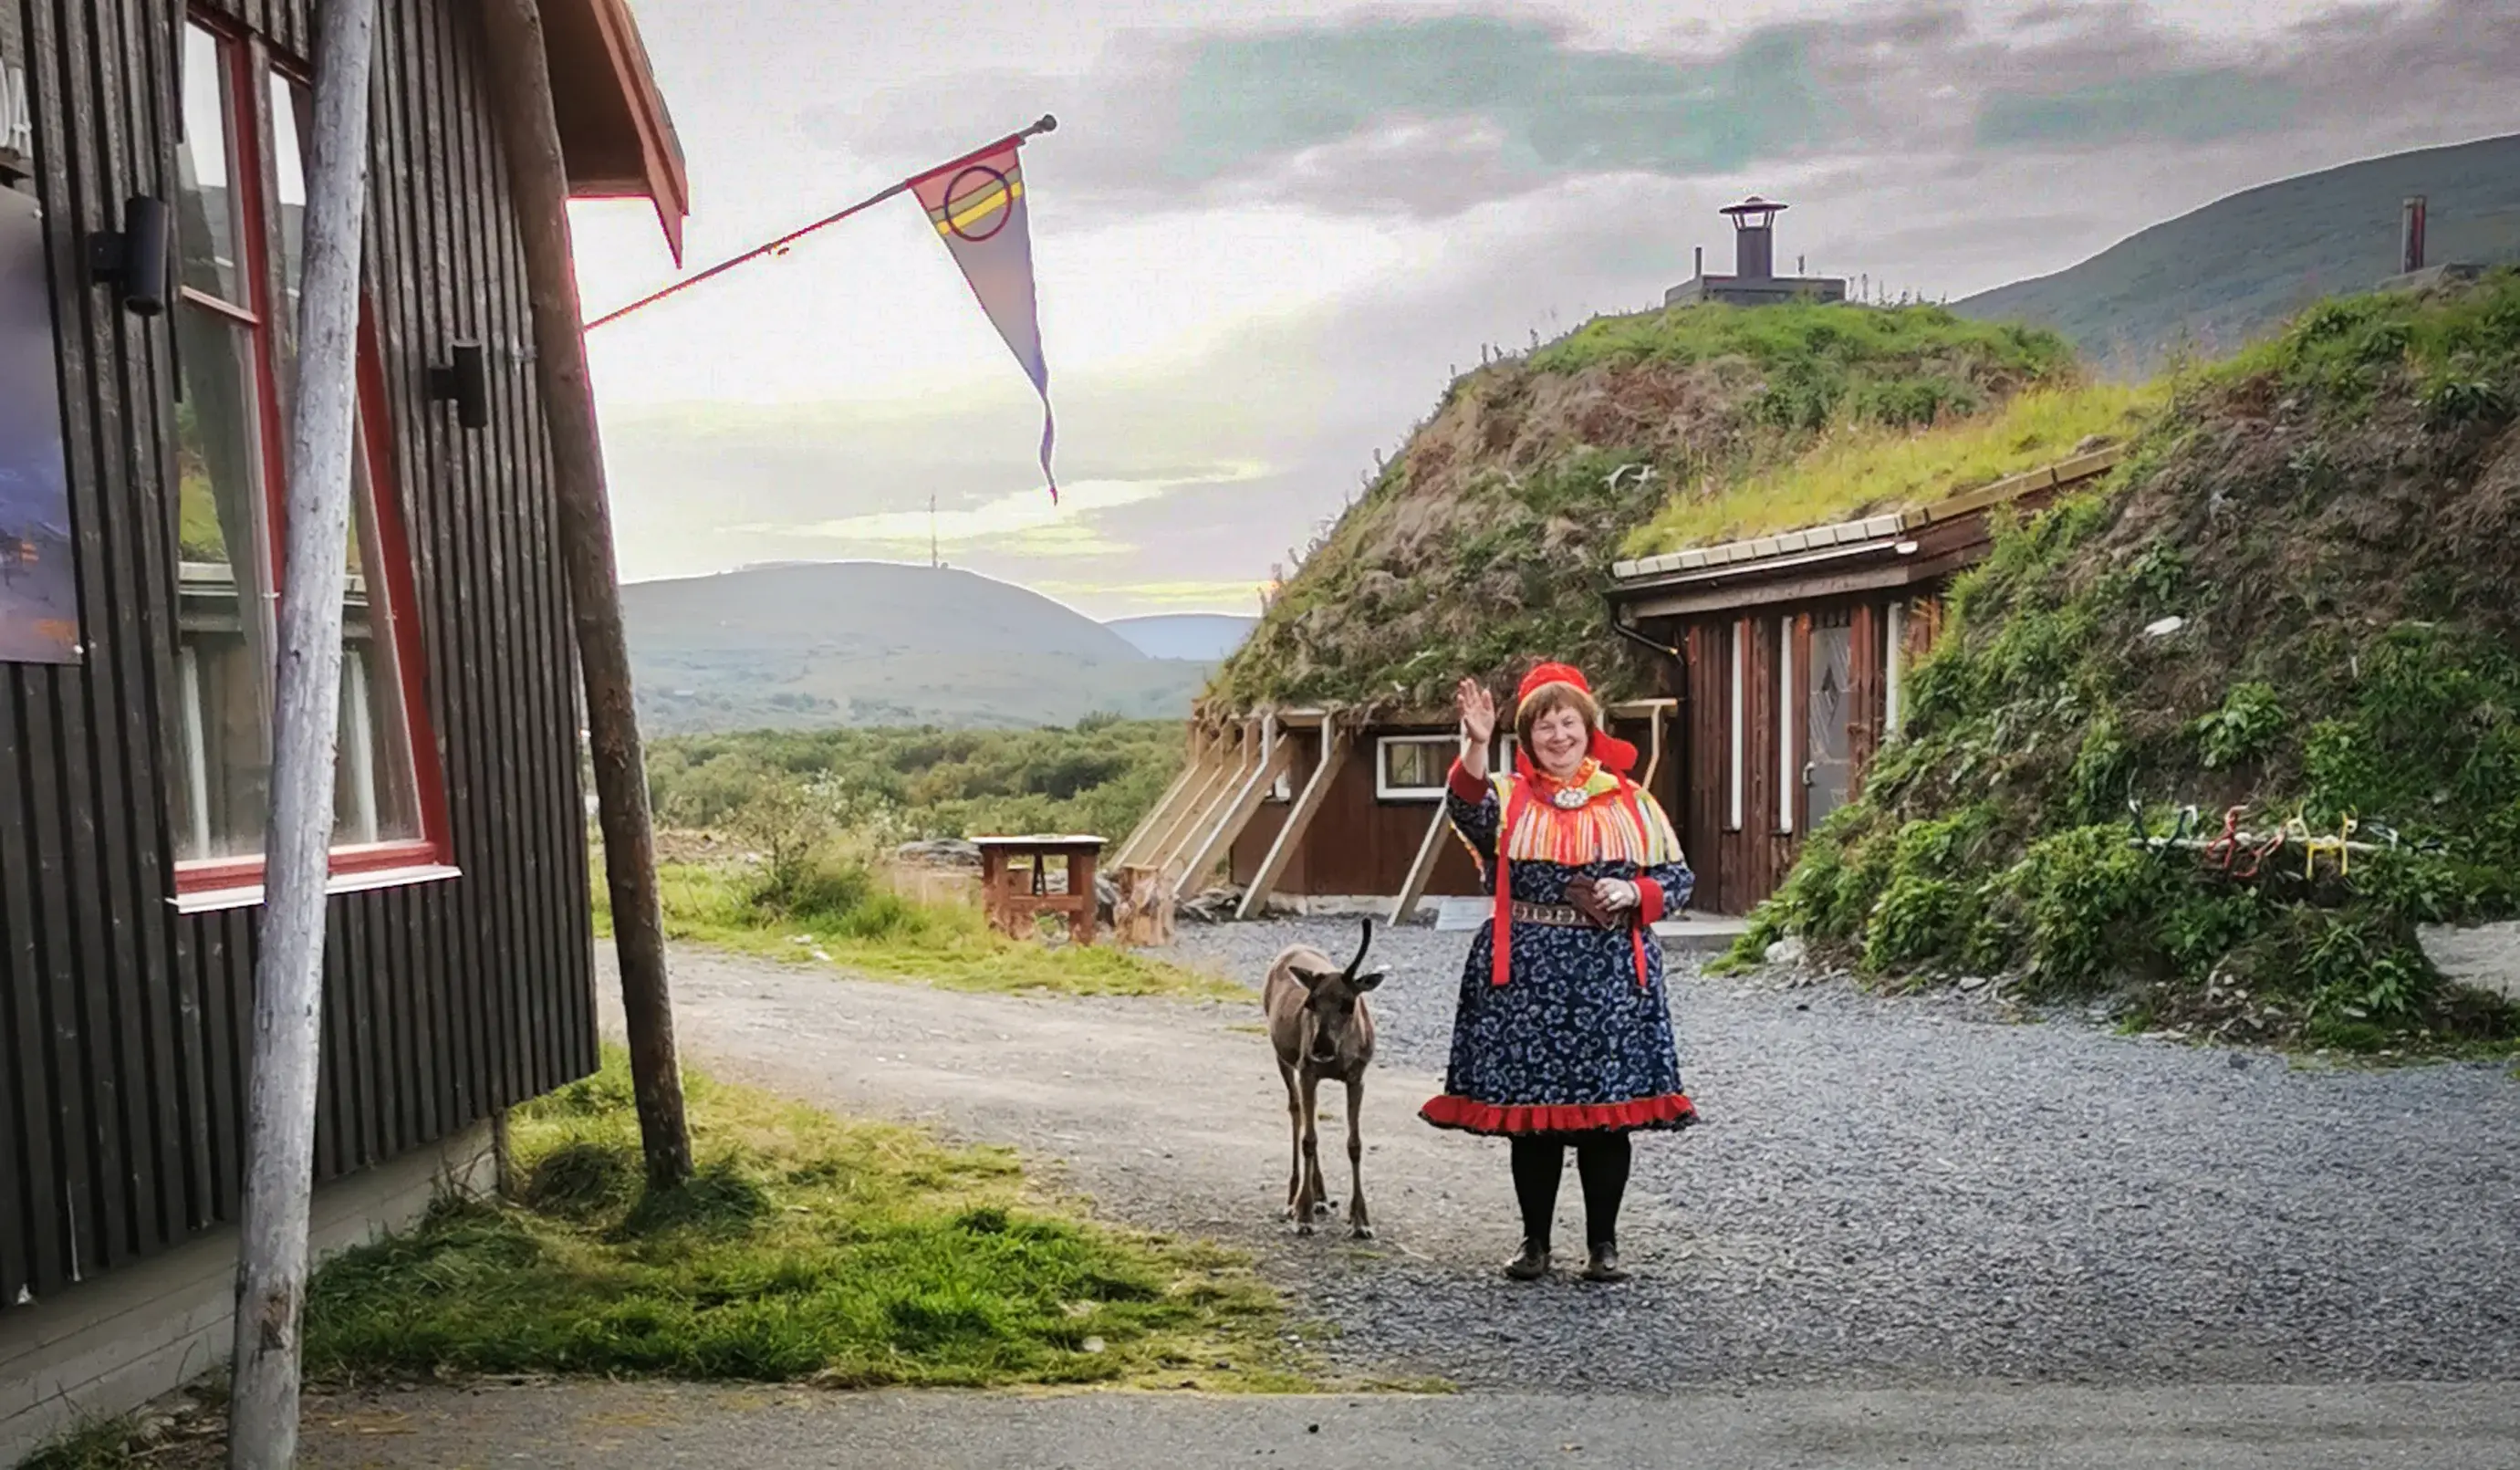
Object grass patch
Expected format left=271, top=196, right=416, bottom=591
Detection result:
left=1733, top=271, right=2520, bottom=1053
left=300, top=1048, right=1307, bottom=1391
left=591, top=850, right=1244, bottom=1001
left=17, top=1420, right=150, bottom=1470
left=1625, top=381, right=2164, bottom=555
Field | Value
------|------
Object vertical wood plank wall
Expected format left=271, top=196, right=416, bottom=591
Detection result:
left=1, top=0, right=595, bottom=1311
left=1671, top=594, right=1934, bottom=915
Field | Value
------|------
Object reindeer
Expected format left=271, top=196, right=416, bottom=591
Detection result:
left=1264, top=917, right=1384, bottom=1238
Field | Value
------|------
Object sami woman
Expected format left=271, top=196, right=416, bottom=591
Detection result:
left=1419, top=662, right=1698, bottom=1283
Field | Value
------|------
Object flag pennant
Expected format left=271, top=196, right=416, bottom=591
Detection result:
left=911, top=138, right=1057, bottom=502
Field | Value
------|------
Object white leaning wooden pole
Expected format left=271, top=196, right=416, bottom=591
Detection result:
left=226, top=0, right=380, bottom=1464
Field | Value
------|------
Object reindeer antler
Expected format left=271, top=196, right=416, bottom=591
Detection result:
left=1346, top=916, right=1376, bottom=976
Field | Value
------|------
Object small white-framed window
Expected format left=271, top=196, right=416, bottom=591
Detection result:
left=1776, top=615, right=1796, bottom=836
left=1376, top=734, right=1455, bottom=801
left=1726, top=620, right=1745, bottom=831
left=1884, top=599, right=1907, bottom=739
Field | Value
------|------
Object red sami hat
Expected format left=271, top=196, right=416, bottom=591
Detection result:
left=1510, top=661, right=1637, bottom=776
left=1515, top=661, right=1592, bottom=708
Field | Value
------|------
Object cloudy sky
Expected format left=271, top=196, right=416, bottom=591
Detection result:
left=567, top=0, right=2515, bottom=621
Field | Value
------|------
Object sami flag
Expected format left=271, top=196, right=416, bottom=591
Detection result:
left=910, top=139, right=1057, bottom=502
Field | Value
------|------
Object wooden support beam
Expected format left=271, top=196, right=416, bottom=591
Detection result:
left=1237, top=725, right=1350, bottom=920
left=1116, top=724, right=1210, bottom=868
left=478, top=0, right=691, bottom=1193
left=1143, top=723, right=1248, bottom=873
left=1389, top=802, right=1453, bottom=927
left=229, top=2, right=380, bottom=1463
left=1176, top=720, right=1292, bottom=891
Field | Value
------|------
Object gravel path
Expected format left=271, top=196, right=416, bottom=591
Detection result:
left=605, top=923, right=2520, bottom=1393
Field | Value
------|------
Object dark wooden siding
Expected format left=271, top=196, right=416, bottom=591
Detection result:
left=1665, top=592, right=1938, bottom=914
left=1229, top=715, right=1685, bottom=901
left=1, top=0, right=594, bottom=1311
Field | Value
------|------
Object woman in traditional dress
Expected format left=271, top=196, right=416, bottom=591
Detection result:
left=1419, top=662, right=1698, bottom=1282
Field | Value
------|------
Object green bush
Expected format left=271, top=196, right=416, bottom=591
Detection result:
left=1740, top=272, right=2520, bottom=1051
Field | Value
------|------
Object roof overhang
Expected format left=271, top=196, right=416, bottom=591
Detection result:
left=1607, top=445, right=2127, bottom=615
left=544, top=0, right=689, bottom=262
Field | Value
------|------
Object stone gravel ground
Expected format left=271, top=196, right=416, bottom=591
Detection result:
left=1163, top=918, right=2520, bottom=1392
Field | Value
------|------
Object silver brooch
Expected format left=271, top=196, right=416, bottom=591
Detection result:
left=1549, top=787, right=1588, bottom=809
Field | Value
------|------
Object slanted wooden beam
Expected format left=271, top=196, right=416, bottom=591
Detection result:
left=479, top=0, right=691, bottom=1195
left=1236, top=725, right=1350, bottom=920
left=229, top=3, right=380, bottom=1461
left=1115, top=723, right=1209, bottom=867
left=1176, top=717, right=1291, bottom=891
left=1143, top=722, right=1249, bottom=872
left=1389, top=802, right=1453, bottom=926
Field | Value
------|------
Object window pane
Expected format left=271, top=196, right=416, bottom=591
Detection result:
left=1383, top=740, right=1445, bottom=792
left=270, top=74, right=307, bottom=362
left=335, top=428, right=423, bottom=847
left=172, top=303, right=276, bottom=862
left=175, top=24, right=249, bottom=308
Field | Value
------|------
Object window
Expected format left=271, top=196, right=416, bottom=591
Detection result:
left=1883, top=599, right=1907, bottom=739
left=170, top=16, right=446, bottom=903
left=1725, top=620, right=1745, bottom=831
left=1376, top=735, right=1454, bottom=801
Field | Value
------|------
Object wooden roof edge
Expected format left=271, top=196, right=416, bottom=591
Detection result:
left=552, top=0, right=691, bottom=262
left=1617, top=443, right=2133, bottom=586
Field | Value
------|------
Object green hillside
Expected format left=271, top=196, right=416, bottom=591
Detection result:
left=1957, top=133, right=2520, bottom=377
left=622, top=562, right=1212, bottom=735
left=1741, top=269, right=2520, bottom=1051
left=1207, top=302, right=2075, bottom=714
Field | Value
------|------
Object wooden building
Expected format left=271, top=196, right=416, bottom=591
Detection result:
left=1115, top=701, right=1681, bottom=923
left=1603, top=448, right=2121, bottom=915
left=0, top=0, right=684, bottom=1454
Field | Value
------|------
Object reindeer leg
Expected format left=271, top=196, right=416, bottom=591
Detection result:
left=1296, top=1070, right=1325, bottom=1235
left=1280, top=1059, right=1305, bottom=1223
left=1345, top=1075, right=1372, bottom=1239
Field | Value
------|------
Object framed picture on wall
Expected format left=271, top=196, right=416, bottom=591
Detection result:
left=0, top=185, right=78, bottom=664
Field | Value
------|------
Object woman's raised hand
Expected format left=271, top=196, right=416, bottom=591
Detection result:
left=1456, top=677, right=1497, bottom=746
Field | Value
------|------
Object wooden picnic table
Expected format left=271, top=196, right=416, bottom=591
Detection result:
left=973, top=835, right=1105, bottom=945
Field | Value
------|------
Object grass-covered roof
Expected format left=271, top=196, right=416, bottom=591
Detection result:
left=1737, top=268, right=2520, bottom=1050
left=1205, top=301, right=2076, bottom=715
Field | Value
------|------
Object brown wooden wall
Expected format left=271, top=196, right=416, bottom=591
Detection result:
left=1, top=0, right=594, bottom=1313
left=1229, top=716, right=1684, bottom=901
left=1668, top=595, right=1928, bottom=915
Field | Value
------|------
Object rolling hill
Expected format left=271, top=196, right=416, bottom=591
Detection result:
left=1104, top=613, right=1256, bottom=662
left=1957, top=133, right=2520, bottom=376
left=621, top=562, right=1213, bottom=734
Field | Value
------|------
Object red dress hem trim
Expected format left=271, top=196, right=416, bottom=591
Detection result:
left=1418, top=1091, right=1699, bottom=1136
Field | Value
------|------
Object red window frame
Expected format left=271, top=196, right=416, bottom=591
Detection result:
left=173, top=13, right=450, bottom=899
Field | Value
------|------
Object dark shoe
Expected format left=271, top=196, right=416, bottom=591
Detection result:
left=1582, top=1243, right=1630, bottom=1282
left=1504, top=1241, right=1552, bottom=1281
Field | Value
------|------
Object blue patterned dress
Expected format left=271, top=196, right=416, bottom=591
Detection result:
left=1419, top=758, right=1699, bottom=1137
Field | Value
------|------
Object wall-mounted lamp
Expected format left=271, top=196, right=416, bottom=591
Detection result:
left=88, top=195, right=171, bottom=316
left=427, top=340, right=488, bottom=430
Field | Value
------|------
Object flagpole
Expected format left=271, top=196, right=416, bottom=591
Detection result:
left=586, top=114, right=1058, bottom=331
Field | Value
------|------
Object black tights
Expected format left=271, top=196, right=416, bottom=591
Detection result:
left=1508, top=1133, right=1630, bottom=1251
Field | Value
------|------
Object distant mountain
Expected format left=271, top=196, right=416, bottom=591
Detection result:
left=621, top=562, right=1210, bottom=735
left=1105, top=613, right=1257, bottom=662
left=1957, top=133, right=2520, bottom=377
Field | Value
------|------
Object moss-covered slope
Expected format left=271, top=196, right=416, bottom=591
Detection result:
left=1206, top=303, right=2074, bottom=714
left=1739, top=270, right=2520, bottom=1051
